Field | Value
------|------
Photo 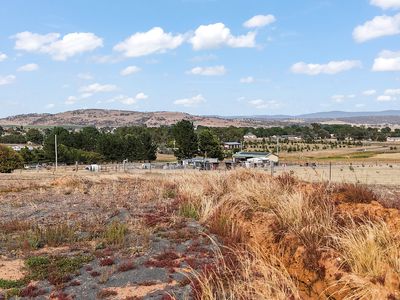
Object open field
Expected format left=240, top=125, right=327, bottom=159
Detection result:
left=1, top=169, right=400, bottom=299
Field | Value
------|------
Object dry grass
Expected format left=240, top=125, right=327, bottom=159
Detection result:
left=1, top=169, right=399, bottom=299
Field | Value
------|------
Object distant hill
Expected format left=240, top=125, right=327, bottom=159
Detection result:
left=1, top=109, right=400, bottom=128
left=0, top=109, right=268, bottom=128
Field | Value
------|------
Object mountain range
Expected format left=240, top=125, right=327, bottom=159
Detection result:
left=1, top=109, right=400, bottom=128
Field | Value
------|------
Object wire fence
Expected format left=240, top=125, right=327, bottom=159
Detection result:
left=7, top=161, right=400, bottom=186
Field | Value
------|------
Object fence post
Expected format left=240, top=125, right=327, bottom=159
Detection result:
left=329, top=162, right=332, bottom=182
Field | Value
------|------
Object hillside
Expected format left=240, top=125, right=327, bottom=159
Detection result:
left=0, top=109, right=266, bottom=128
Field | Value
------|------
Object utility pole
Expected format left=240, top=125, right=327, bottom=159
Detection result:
left=276, top=136, right=279, bottom=157
left=55, top=134, right=58, bottom=172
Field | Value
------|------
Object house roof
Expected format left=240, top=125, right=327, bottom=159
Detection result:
left=224, top=142, right=241, bottom=145
left=232, top=151, right=273, bottom=158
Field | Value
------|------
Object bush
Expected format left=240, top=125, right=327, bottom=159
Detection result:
left=0, top=144, right=23, bottom=173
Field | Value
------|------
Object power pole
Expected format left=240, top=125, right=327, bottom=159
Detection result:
left=277, top=136, right=279, bottom=157
left=55, top=134, right=58, bottom=172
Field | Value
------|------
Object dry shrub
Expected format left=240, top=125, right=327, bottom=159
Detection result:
left=273, top=190, right=336, bottom=248
left=334, top=183, right=378, bottom=204
left=333, top=221, right=400, bottom=278
left=191, top=243, right=300, bottom=300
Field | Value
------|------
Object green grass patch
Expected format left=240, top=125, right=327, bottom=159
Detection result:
left=0, top=278, right=25, bottom=289
left=25, top=255, right=93, bottom=285
left=103, top=222, right=128, bottom=246
left=179, top=202, right=200, bottom=220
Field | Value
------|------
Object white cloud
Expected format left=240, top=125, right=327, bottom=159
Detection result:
left=291, top=60, right=361, bottom=75
left=363, top=89, right=377, bottom=96
left=188, top=65, right=226, bottom=76
left=0, top=52, right=7, bottom=62
left=377, top=95, right=394, bottom=101
left=384, top=88, right=400, bottom=95
left=240, top=76, right=255, bottom=83
left=243, top=15, right=276, bottom=28
left=13, top=31, right=103, bottom=60
left=331, top=94, right=356, bottom=103
left=17, top=63, right=39, bottom=72
left=372, top=50, right=400, bottom=71
left=45, top=103, right=55, bottom=109
left=120, top=65, right=141, bottom=76
left=109, top=93, right=149, bottom=105
left=77, top=73, right=93, bottom=80
left=80, top=83, right=117, bottom=94
left=174, top=94, right=205, bottom=107
left=0, top=75, right=16, bottom=86
left=190, top=23, right=256, bottom=50
left=65, top=96, right=78, bottom=105
left=371, top=0, right=400, bottom=9
left=114, top=27, right=184, bottom=57
left=353, top=14, right=400, bottom=42
left=248, top=99, right=279, bottom=109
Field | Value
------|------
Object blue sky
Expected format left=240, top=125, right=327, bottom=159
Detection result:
left=1, top=0, right=400, bottom=117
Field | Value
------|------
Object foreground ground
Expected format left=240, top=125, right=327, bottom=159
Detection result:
left=0, top=170, right=400, bottom=299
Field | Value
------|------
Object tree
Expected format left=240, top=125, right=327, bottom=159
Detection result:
left=0, top=145, right=23, bottom=173
left=172, top=120, right=198, bottom=160
left=26, top=128, right=44, bottom=144
left=137, top=131, right=157, bottom=161
left=43, top=127, right=72, bottom=160
left=198, top=129, right=224, bottom=160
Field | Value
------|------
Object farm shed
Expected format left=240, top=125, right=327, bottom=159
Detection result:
left=232, top=151, right=279, bottom=164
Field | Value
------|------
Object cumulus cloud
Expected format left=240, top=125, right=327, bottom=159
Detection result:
left=17, top=63, right=39, bottom=72
left=243, top=15, right=276, bottom=28
left=291, top=60, right=361, bottom=75
left=80, top=83, right=117, bottom=94
left=174, top=94, right=205, bottom=107
left=77, top=73, right=93, bottom=80
left=240, top=76, right=255, bottom=83
left=377, top=95, right=394, bottom=101
left=353, top=14, right=400, bottom=42
left=372, top=50, right=400, bottom=71
left=120, top=65, right=141, bottom=76
left=331, top=94, right=356, bottom=103
left=114, top=27, right=184, bottom=58
left=109, top=93, right=149, bottom=105
left=371, top=0, right=400, bottom=9
left=384, top=88, right=400, bottom=95
left=13, top=31, right=103, bottom=60
left=248, top=99, right=279, bottom=109
left=0, top=75, right=16, bottom=86
left=189, top=23, right=256, bottom=50
left=0, top=52, right=7, bottom=62
left=187, top=65, right=226, bottom=76
left=65, top=96, right=78, bottom=105
left=363, top=89, right=377, bottom=96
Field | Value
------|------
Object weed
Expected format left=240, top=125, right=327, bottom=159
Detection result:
left=179, top=202, right=200, bottom=220
left=25, top=255, right=92, bottom=285
left=103, top=221, right=128, bottom=246
left=0, top=279, right=25, bottom=289
left=99, top=257, right=114, bottom=266
left=97, top=289, right=118, bottom=299
left=117, top=261, right=136, bottom=272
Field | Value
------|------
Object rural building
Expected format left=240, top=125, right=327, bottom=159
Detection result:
left=232, top=151, right=279, bottom=164
left=387, top=137, right=400, bottom=142
left=182, top=157, right=220, bottom=170
left=243, top=132, right=263, bottom=142
left=223, top=142, right=241, bottom=150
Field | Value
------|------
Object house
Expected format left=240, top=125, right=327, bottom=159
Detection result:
left=243, top=132, right=262, bottom=141
left=223, top=142, right=241, bottom=150
left=387, top=137, right=400, bottom=142
left=182, top=157, right=220, bottom=170
left=232, top=151, right=279, bottom=164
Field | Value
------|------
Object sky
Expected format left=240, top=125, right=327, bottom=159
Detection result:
left=1, top=0, right=400, bottom=118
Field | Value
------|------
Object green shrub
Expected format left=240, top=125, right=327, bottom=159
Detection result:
left=0, top=144, right=23, bottom=173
